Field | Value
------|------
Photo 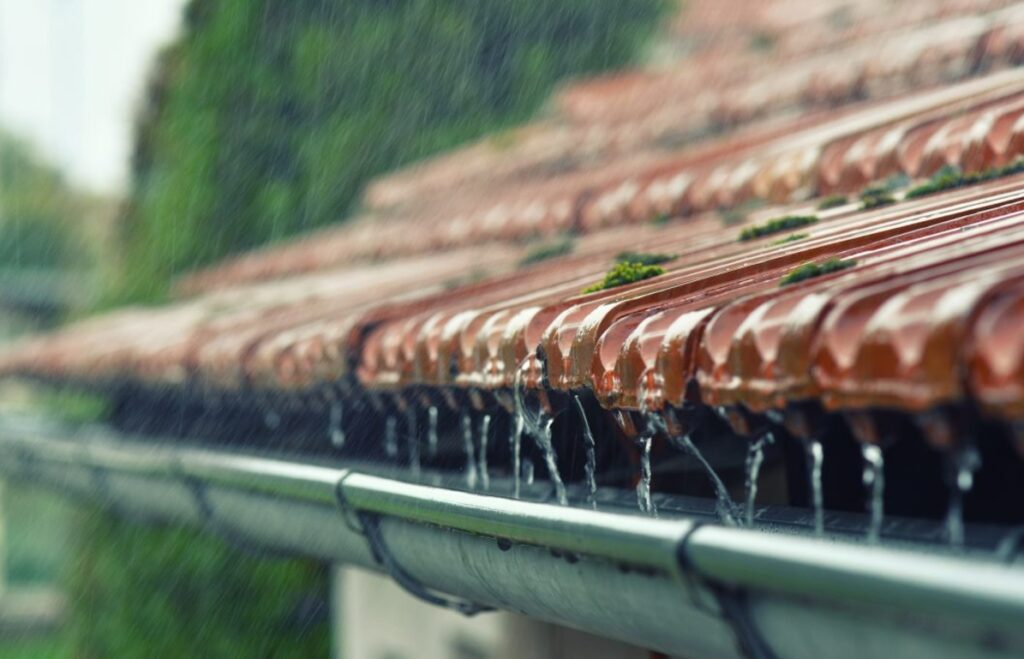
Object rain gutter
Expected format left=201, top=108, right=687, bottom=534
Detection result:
left=1, top=415, right=1023, bottom=659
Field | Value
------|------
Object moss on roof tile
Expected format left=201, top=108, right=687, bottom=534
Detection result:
left=739, top=215, right=818, bottom=242
left=583, top=261, right=666, bottom=293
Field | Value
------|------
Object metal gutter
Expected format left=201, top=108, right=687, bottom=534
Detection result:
left=1, top=416, right=1023, bottom=658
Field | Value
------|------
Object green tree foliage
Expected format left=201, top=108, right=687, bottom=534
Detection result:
left=66, top=513, right=329, bottom=659
left=117, top=0, right=669, bottom=301
left=0, top=134, right=92, bottom=271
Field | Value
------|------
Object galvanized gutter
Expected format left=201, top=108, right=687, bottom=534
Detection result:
left=1, top=416, right=1023, bottom=659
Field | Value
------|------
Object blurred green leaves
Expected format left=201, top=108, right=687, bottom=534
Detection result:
left=66, top=513, right=329, bottom=659
left=0, top=135, right=95, bottom=272
left=117, top=0, right=669, bottom=302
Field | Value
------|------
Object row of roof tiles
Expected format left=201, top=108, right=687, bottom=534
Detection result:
left=180, top=67, right=1024, bottom=294
left=5, top=173, right=1024, bottom=456
left=361, top=2, right=1024, bottom=218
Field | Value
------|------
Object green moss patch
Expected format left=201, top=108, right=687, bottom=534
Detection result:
left=905, top=159, right=1024, bottom=200
left=519, top=237, right=574, bottom=266
left=860, top=191, right=896, bottom=210
left=739, top=215, right=818, bottom=242
left=772, top=233, right=808, bottom=245
left=858, top=173, right=910, bottom=210
left=816, top=195, right=847, bottom=210
left=583, top=261, right=665, bottom=293
left=780, top=258, right=857, bottom=286
left=614, top=251, right=677, bottom=266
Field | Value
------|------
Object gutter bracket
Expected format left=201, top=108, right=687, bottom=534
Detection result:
left=178, top=465, right=293, bottom=560
left=678, top=523, right=779, bottom=659
left=84, top=454, right=146, bottom=523
left=336, top=476, right=494, bottom=617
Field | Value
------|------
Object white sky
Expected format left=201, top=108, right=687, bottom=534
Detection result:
left=0, top=0, right=186, bottom=194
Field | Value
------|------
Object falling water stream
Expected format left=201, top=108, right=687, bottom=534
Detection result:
left=637, top=433, right=655, bottom=516
left=743, top=433, right=771, bottom=526
left=534, top=415, right=569, bottom=505
left=329, top=401, right=346, bottom=448
left=573, top=395, right=598, bottom=508
left=861, top=444, right=885, bottom=543
left=513, top=357, right=545, bottom=439
left=406, top=407, right=421, bottom=477
left=512, top=356, right=568, bottom=505
left=384, top=415, right=398, bottom=458
left=510, top=413, right=523, bottom=499
left=636, top=412, right=668, bottom=516
left=946, top=446, right=980, bottom=548
left=460, top=412, right=478, bottom=489
left=805, top=438, right=825, bottom=536
left=478, top=414, right=491, bottom=491
left=522, top=458, right=535, bottom=485
left=427, top=405, right=439, bottom=456
left=672, top=434, right=737, bottom=525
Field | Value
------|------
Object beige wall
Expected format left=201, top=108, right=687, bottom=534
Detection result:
left=333, top=567, right=655, bottom=659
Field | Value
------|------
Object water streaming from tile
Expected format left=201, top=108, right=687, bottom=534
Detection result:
left=805, top=438, right=825, bottom=536
left=511, top=357, right=567, bottom=504
left=946, top=446, right=980, bottom=548
left=573, top=395, right=598, bottom=508
left=672, top=434, right=737, bottom=525
left=460, top=411, right=478, bottom=489
left=478, top=414, right=491, bottom=491
left=427, top=405, right=439, bottom=457
left=384, top=415, right=398, bottom=458
left=637, top=433, right=655, bottom=516
left=861, top=444, right=885, bottom=543
left=405, top=407, right=421, bottom=477
left=533, top=414, right=568, bottom=505
left=510, top=412, right=524, bottom=499
left=513, top=356, right=544, bottom=440
left=744, top=433, right=771, bottom=526
left=329, top=401, right=346, bottom=448
left=522, top=458, right=535, bottom=486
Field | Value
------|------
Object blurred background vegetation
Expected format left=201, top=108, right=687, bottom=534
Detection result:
left=0, top=0, right=669, bottom=655
left=116, top=0, right=669, bottom=303
left=0, top=134, right=108, bottom=337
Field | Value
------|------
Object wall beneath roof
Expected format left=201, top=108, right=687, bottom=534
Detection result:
left=334, top=568, right=651, bottom=659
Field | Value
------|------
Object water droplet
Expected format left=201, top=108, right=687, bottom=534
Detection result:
left=573, top=395, right=598, bottom=508
left=427, top=405, right=439, bottom=456
left=264, top=410, right=281, bottom=429
left=478, top=414, right=491, bottom=491
left=522, top=457, right=535, bottom=485
left=406, top=407, right=421, bottom=478
left=461, top=412, right=478, bottom=489
left=329, top=402, right=346, bottom=448
left=946, top=445, right=980, bottom=548
left=510, top=411, right=524, bottom=499
left=804, top=438, right=825, bottom=536
left=384, top=415, right=398, bottom=458
left=861, top=444, right=885, bottom=543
